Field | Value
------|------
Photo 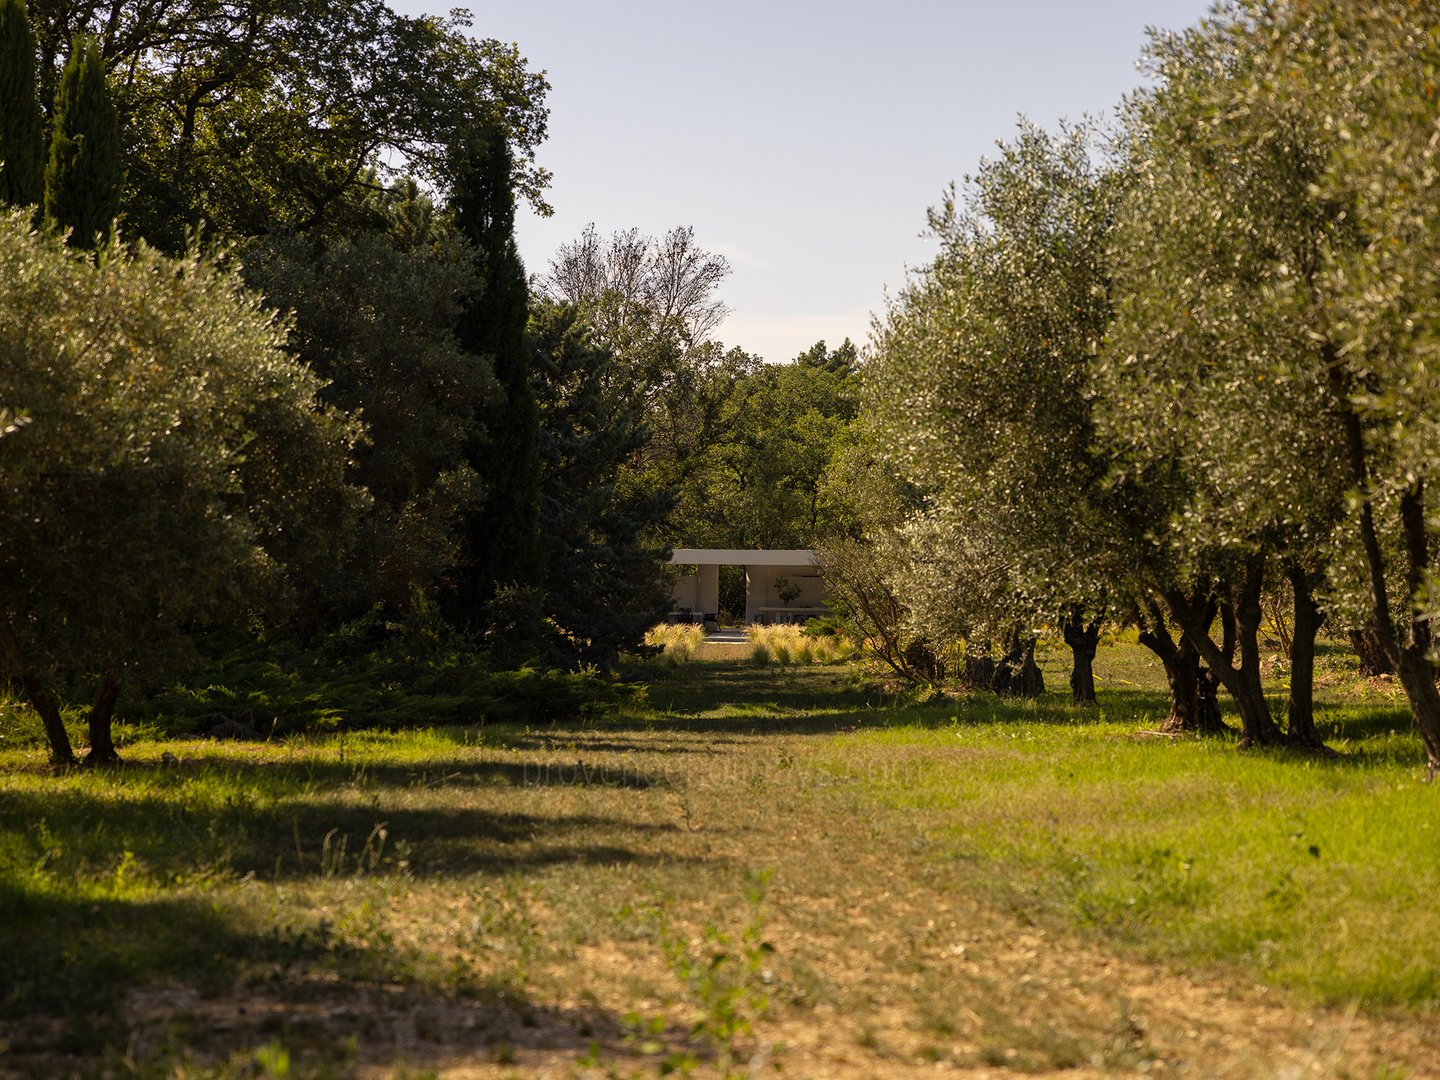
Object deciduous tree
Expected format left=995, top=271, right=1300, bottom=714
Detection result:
left=24, top=1, right=551, bottom=249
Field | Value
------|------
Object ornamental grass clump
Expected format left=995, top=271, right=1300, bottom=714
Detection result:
left=748, top=625, right=851, bottom=666
left=645, top=623, right=707, bottom=664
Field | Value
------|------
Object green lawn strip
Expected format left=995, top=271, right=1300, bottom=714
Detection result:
left=811, top=707, right=1440, bottom=1007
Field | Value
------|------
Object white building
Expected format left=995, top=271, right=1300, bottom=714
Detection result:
left=668, top=548, right=829, bottom=625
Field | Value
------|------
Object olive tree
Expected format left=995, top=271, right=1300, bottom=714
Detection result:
left=0, top=213, right=360, bottom=764
left=1283, top=0, right=1440, bottom=774
left=1098, top=1, right=1426, bottom=751
left=866, top=123, right=1115, bottom=701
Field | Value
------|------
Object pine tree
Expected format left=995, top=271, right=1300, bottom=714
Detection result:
left=531, top=302, right=674, bottom=668
left=44, top=35, right=120, bottom=249
left=0, top=0, right=44, bottom=207
left=449, top=119, right=540, bottom=621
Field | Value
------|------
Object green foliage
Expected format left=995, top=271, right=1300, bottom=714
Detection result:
left=239, top=186, right=494, bottom=620
left=1090, top=0, right=1440, bottom=758
left=42, top=34, right=119, bottom=250
left=0, top=213, right=361, bottom=761
left=451, top=121, right=540, bottom=619
left=1101, top=6, right=1352, bottom=572
left=25, top=1, right=552, bottom=249
left=538, top=223, right=731, bottom=416
left=136, top=634, right=643, bottom=737
left=540, top=230, right=860, bottom=557
left=866, top=122, right=1116, bottom=661
left=530, top=302, right=673, bottom=668
left=0, top=0, right=43, bottom=207
left=679, top=342, right=861, bottom=548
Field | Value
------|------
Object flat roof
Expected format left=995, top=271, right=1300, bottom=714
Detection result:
left=670, top=548, right=818, bottom=567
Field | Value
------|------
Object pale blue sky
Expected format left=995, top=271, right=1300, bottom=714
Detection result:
left=395, top=1, right=1216, bottom=362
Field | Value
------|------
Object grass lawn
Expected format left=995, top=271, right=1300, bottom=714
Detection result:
left=1, top=642, right=1437, bottom=1077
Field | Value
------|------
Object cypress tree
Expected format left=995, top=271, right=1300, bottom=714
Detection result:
left=44, top=35, right=120, bottom=249
left=0, top=0, right=44, bottom=207
left=450, top=119, right=540, bottom=620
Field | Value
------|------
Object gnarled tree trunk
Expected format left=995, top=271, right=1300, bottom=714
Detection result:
left=0, top=614, right=76, bottom=765
left=1348, top=626, right=1393, bottom=676
left=1166, top=560, right=1284, bottom=748
left=968, top=633, right=1043, bottom=698
left=1136, top=597, right=1228, bottom=733
left=1061, top=607, right=1101, bottom=705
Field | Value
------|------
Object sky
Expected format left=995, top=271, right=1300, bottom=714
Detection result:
left=394, top=1, right=1216, bottom=363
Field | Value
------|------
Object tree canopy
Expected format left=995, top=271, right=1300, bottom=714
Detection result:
left=0, top=213, right=360, bottom=763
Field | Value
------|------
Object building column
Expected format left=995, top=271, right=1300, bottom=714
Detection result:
left=698, top=563, right=720, bottom=618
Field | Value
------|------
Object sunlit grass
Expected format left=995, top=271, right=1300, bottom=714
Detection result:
left=814, top=692, right=1440, bottom=1007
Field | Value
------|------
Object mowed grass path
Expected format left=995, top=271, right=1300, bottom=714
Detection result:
left=1, top=646, right=1438, bottom=1077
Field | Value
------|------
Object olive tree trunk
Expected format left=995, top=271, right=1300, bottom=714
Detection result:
left=1333, top=374, right=1440, bottom=775
left=1166, top=559, right=1284, bottom=747
left=0, top=613, right=76, bottom=765
left=1285, top=563, right=1327, bottom=751
left=1136, top=597, right=1228, bottom=733
left=1061, top=607, right=1101, bottom=705
left=84, top=671, right=122, bottom=764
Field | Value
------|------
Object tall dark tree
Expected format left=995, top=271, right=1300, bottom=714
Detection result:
left=0, top=0, right=44, bottom=208
left=43, top=34, right=118, bottom=249
left=450, top=120, right=540, bottom=620
left=530, top=302, right=673, bottom=668
left=239, top=182, right=495, bottom=623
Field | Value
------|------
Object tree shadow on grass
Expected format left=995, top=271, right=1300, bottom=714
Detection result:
left=0, top=876, right=691, bottom=1076
left=1, top=781, right=699, bottom=886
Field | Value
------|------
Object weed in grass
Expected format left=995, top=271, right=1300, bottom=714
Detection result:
left=463, top=880, right=543, bottom=994
left=254, top=1040, right=292, bottom=1078
left=662, top=870, right=776, bottom=1076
